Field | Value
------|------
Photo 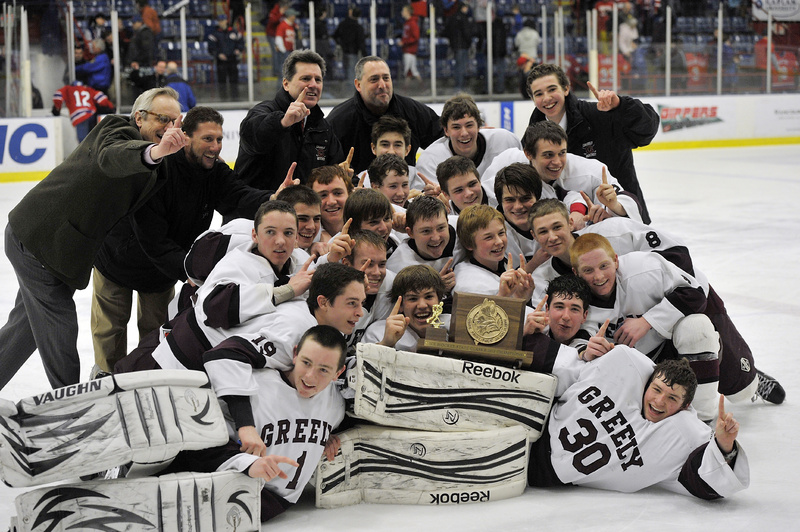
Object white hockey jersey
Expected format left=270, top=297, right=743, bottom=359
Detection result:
left=152, top=245, right=311, bottom=372
left=581, top=252, right=707, bottom=356
left=548, top=345, right=749, bottom=497
left=217, top=368, right=345, bottom=503
left=482, top=149, right=640, bottom=221
left=415, top=128, right=523, bottom=182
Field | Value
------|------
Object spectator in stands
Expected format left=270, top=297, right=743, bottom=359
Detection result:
left=514, top=18, right=540, bottom=64
left=333, top=5, right=367, bottom=80
left=129, top=59, right=166, bottom=96
left=136, top=0, right=161, bottom=38
left=165, top=61, right=196, bottom=111
left=510, top=5, right=523, bottom=36
left=103, top=19, right=131, bottom=66
left=444, top=1, right=474, bottom=92
left=275, top=8, right=299, bottom=68
left=264, top=0, right=291, bottom=76
left=208, top=14, right=244, bottom=100
left=401, top=5, right=422, bottom=81
left=76, top=38, right=112, bottom=94
left=52, top=80, right=116, bottom=142
left=490, top=9, right=508, bottom=92
left=314, top=5, right=334, bottom=68
left=327, top=56, right=443, bottom=174
left=619, top=17, right=639, bottom=62
left=88, top=13, right=108, bottom=41
left=127, top=15, right=155, bottom=67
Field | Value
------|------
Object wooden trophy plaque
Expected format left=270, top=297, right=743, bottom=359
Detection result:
left=417, top=292, right=533, bottom=368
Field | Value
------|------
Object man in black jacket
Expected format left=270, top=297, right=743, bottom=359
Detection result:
left=326, top=56, right=443, bottom=175
left=233, top=50, right=344, bottom=199
left=91, top=107, right=271, bottom=375
left=0, top=87, right=186, bottom=390
left=526, top=63, right=659, bottom=223
left=332, top=5, right=366, bottom=80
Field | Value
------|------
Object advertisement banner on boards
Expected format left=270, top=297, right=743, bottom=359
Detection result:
left=752, top=1, right=800, bottom=21
left=0, top=118, right=60, bottom=179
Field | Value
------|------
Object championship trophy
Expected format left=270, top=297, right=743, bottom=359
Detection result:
left=417, top=292, right=533, bottom=368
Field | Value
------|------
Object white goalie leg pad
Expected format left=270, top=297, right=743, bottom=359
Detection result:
left=348, top=343, right=557, bottom=441
left=0, top=370, right=229, bottom=487
left=10, top=471, right=263, bottom=532
left=315, top=424, right=528, bottom=508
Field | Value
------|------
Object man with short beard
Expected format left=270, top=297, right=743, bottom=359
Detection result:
left=92, top=106, right=271, bottom=376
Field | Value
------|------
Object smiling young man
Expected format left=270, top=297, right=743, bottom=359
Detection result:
left=309, top=165, right=353, bottom=241
left=363, top=264, right=449, bottom=351
left=493, top=162, right=547, bottom=270
left=167, top=325, right=348, bottom=523
left=356, top=116, right=426, bottom=191
left=526, top=63, right=658, bottom=223
left=368, top=153, right=411, bottom=209
left=92, top=106, right=272, bottom=375
left=437, top=156, right=497, bottom=214
left=275, top=185, right=324, bottom=254
left=453, top=204, right=533, bottom=302
left=527, top=345, right=749, bottom=500
left=482, top=121, right=644, bottom=228
left=234, top=50, right=344, bottom=198
left=416, top=94, right=521, bottom=180
left=340, top=231, right=396, bottom=347
left=386, top=195, right=457, bottom=286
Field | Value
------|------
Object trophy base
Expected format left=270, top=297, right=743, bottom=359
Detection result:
left=417, top=328, right=533, bottom=368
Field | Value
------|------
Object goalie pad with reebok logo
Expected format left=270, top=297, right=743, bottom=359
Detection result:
left=348, top=343, right=557, bottom=441
left=0, top=370, right=228, bottom=487
left=315, top=424, right=528, bottom=508
left=9, top=471, right=262, bottom=532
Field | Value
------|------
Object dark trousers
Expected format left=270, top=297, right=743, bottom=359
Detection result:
left=0, top=224, right=80, bottom=390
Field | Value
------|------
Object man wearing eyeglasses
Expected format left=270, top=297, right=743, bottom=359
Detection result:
left=0, top=86, right=187, bottom=392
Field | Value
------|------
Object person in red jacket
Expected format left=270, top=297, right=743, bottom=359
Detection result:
left=52, top=80, right=116, bottom=142
left=401, top=5, right=421, bottom=80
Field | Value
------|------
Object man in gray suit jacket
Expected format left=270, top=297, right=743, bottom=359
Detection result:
left=0, top=87, right=187, bottom=391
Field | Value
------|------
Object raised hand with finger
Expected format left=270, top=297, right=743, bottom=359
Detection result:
left=418, top=171, right=441, bottom=197
left=287, top=254, right=316, bottom=297
left=524, top=295, right=549, bottom=335
left=587, top=81, right=621, bottom=112
left=338, top=147, right=355, bottom=179
left=439, top=257, right=456, bottom=292
left=327, top=218, right=355, bottom=263
left=592, top=167, right=625, bottom=216
left=151, top=114, right=188, bottom=160
left=714, top=395, right=740, bottom=457
left=380, top=296, right=409, bottom=347
left=580, top=190, right=611, bottom=225
left=281, top=87, right=311, bottom=128
left=270, top=161, right=301, bottom=200
left=583, top=318, right=615, bottom=361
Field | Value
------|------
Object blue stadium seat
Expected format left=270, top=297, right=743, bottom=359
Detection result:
left=189, top=40, right=213, bottom=61
left=159, top=40, right=182, bottom=60
left=189, top=0, right=211, bottom=18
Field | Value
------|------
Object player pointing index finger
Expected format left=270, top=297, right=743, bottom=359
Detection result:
left=586, top=81, right=620, bottom=111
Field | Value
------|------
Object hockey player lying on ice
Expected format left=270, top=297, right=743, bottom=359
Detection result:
left=164, top=325, right=347, bottom=522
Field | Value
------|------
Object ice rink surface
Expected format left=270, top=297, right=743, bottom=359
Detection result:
left=0, top=145, right=798, bottom=531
